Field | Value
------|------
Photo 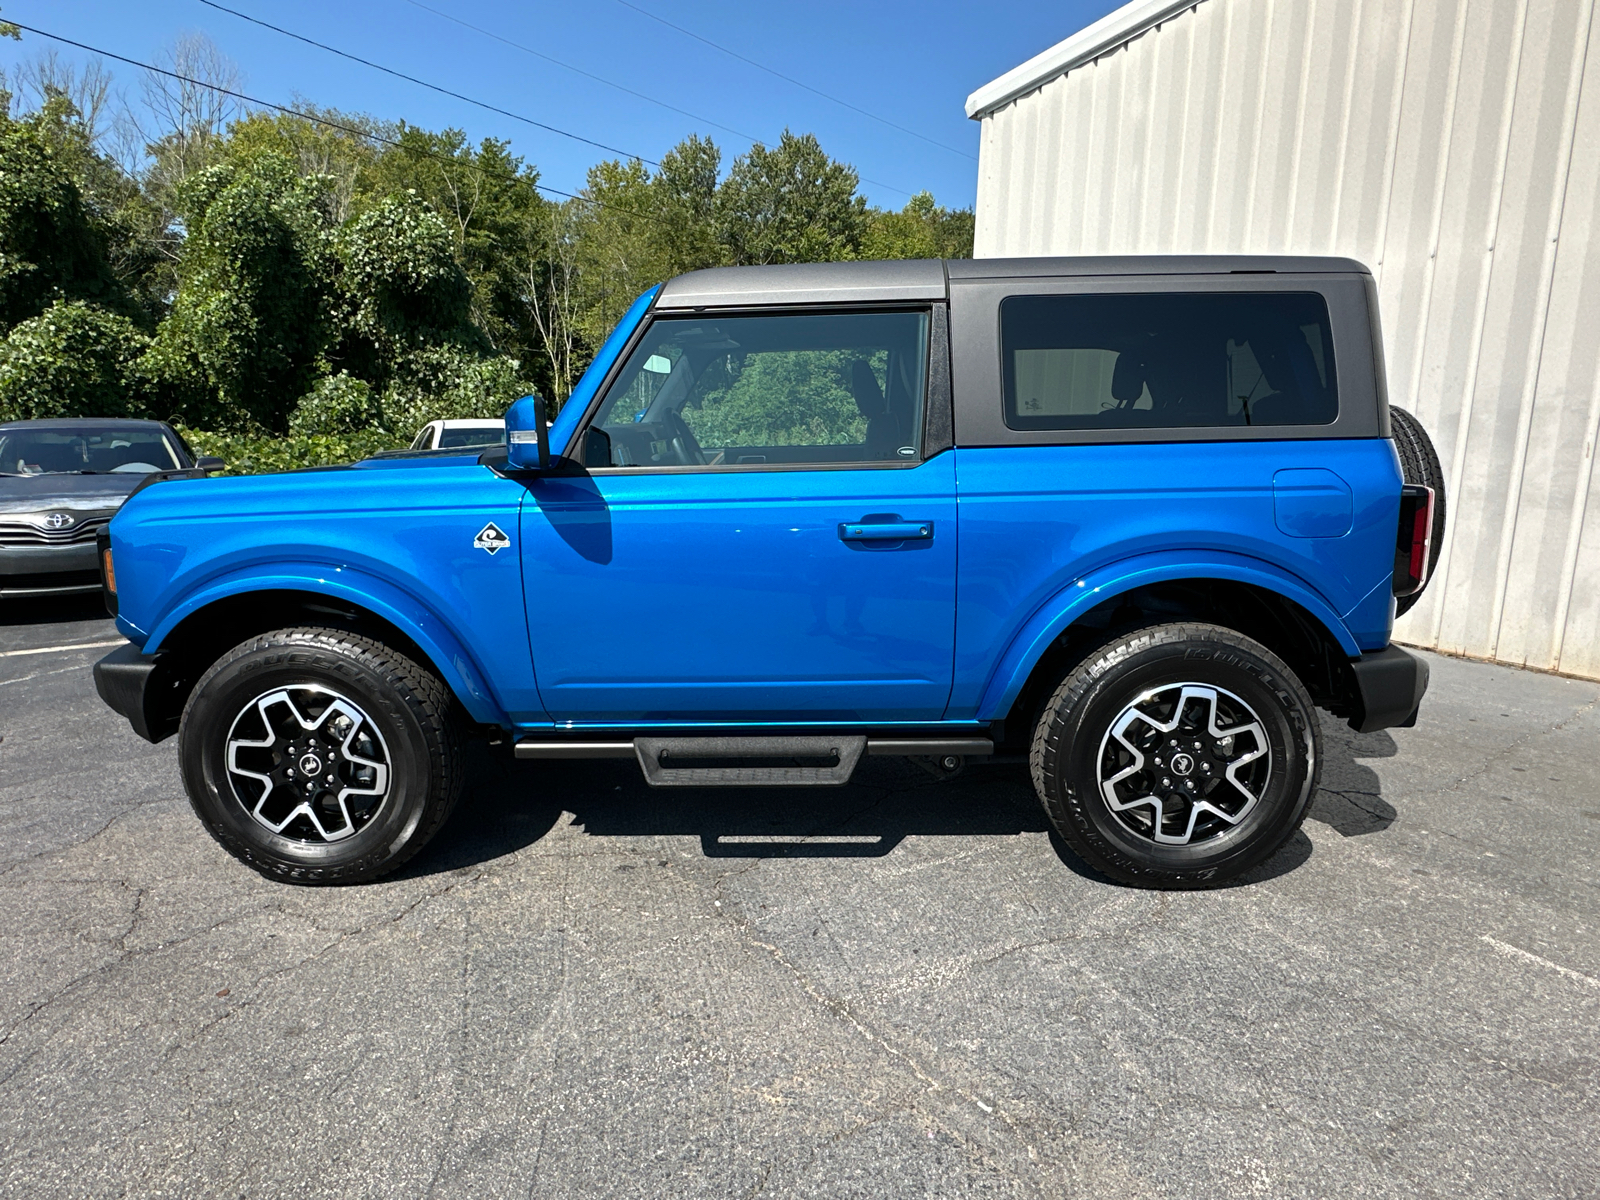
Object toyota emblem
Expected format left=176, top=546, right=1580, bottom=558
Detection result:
left=44, top=511, right=74, bottom=530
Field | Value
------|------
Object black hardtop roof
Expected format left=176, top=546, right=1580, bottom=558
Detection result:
left=654, top=255, right=1371, bottom=310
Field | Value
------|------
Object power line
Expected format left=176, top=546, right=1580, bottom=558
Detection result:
left=612, top=0, right=977, bottom=163
left=5, top=22, right=673, bottom=225
left=195, top=0, right=659, bottom=166
left=391, top=0, right=915, bottom=200
left=396, top=0, right=763, bottom=145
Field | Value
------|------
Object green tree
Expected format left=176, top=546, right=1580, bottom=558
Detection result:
left=571, top=156, right=663, bottom=348
left=358, top=126, right=546, bottom=376
left=333, top=188, right=483, bottom=376
left=716, top=131, right=867, bottom=265
left=331, top=189, right=533, bottom=433
left=286, top=370, right=380, bottom=436
left=226, top=107, right=385, bottom=225
left=20, top=94, right=167, bottom=326
left=0, top=114, right=132, bottom=333
left=653, top=134, right=725, bottom=275
left=141, top=152, right=334, bottom=431
left=683, top=349, right=867, bottom=449
left=0, top=299, right=149, bottom=420
left=862, top=191, right=974, bottom=261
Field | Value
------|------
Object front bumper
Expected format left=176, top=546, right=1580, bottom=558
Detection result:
left=0, top=541, right=99, bottom=596
left=93, top=643, right=180, bottom=743
left=1346, top=644, right=1430, bottom=733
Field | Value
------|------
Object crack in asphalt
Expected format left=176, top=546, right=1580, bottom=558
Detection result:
left=729, top=918, right=1043, bottom=1165
left=160, top=870, right=486, bottom=1063
left=0, top=867, right=484, bottom=1080
left=1432, top=695, right=1598, bottom=801
left=0, top=794, right=181, bottom=879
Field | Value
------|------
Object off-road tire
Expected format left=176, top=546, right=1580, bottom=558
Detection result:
left=1390, top=405, right=1447, bottom=615
left=1031, top=623, right=1321, bottom=889
left=178, top=626, right=464, bottom=884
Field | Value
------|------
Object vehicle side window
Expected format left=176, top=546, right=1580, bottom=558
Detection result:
left=587, top=309, right=929, bottom=468
left=1000, top=292, right=1338, bottom=430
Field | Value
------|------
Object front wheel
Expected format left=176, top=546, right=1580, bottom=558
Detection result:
left=1031, top=623, right=1321, bottom=889
left=178, top=627, right=464, bottom=884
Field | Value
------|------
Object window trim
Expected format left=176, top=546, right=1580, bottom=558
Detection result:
left=564, top=301, right=949, bottom=475
left=949, top=273, right=1383, bottom=447
left=997, top=288, right=1340, bottom=433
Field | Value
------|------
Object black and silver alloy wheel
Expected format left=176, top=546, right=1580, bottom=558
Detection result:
left=225, top=686, right=392, bottom=843
left=1032, top=623, right=1321, bottom=889
left=1098, top=683, right=1270, bottom=846
left=179, top=626, right=464, bottom=884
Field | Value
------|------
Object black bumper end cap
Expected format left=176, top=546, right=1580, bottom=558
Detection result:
left=93, top=642, right=178, bottom=744
left=1347, top=644, right=1429, bottom=734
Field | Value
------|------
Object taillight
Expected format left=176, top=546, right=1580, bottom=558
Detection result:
left=1393, top=485, right=1434, bottom=598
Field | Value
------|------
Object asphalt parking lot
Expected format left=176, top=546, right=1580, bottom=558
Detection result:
left=1, top=597, right=1597, bottom=1199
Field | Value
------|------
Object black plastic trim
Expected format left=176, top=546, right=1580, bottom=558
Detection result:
left=92, top=642, right=180, bottom=743
left=1347, top=645, right=1429, bottom=733
left=95, top=526, right=116, bottom=617
left=924, top=301, right=954, bottom=458
left=126, top=465, right=208, bottom=501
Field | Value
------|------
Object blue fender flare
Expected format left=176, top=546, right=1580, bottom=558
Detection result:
left=973, top=549, right=1363, bottom=721
left=139, top=562, right=509, bottom=726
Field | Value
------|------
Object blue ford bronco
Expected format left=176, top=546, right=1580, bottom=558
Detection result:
left=93, top=256, right=1442, bottom=889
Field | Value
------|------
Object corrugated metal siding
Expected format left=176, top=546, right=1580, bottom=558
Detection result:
left=974, top=0, right=1600, bottom=679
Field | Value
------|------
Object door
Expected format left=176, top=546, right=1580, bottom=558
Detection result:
left=520, top=307, right=956, bottom=725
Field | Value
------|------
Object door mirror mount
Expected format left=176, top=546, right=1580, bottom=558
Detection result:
left=583, top=426, right=612, bottom=468
left=504, top=393, right=550, bottom=471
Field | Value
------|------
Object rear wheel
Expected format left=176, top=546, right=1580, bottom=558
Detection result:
left=178, top=626, right=464, bottom=884
left=1390, top=405, right=1447, bottom=615
left=1031, top=623, right=1320, bottom=889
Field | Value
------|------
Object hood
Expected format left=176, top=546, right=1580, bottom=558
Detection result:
left=0, top=471, right=145, bottom=514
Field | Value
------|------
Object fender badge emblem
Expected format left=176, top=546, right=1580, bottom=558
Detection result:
left=473, top=522, right=511, bottom=555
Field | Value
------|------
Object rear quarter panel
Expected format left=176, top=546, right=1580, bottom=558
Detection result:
left=949, top=438, right=1401, bottom=720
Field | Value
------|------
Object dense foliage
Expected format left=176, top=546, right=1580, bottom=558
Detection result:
left=0, top=37, right=974, bottom=470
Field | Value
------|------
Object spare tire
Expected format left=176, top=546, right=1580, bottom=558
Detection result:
left=1389, top=405, right=1447, bottom=615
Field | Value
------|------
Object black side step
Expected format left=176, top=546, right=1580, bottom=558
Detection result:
left=635, top=737, right=865, bottom=786
left=512, top=735, right=995, bottom=786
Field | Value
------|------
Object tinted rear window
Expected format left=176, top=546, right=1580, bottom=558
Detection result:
left=437, top=427, right=505, bottom=449
left=1000, top=292, right=1338, bottom=431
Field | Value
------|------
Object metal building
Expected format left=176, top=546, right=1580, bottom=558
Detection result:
left=967, top=0, right=1600, bottom=680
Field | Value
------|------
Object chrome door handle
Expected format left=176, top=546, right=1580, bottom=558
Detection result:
left=838, top=521, right=934, bottom=541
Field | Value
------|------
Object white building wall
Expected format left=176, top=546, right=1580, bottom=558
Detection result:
left=973, top=0, right=1600, bottom=679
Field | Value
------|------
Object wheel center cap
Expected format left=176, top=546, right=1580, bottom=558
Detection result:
left=299, top=753, right=323, bottom=777
left=1169, top=752, right=1195, bottom=776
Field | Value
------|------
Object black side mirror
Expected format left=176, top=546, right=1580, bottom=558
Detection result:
left=195, top=455, right=226, bottom=473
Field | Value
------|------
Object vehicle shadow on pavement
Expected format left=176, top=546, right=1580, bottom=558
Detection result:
left=399, top=748, right=1052, bottom=877
left=0, top=593, right=109, bottom=626
left=1308, top=718, right=1399, bottom=837
left=401, top=722, right=1397, bottom=884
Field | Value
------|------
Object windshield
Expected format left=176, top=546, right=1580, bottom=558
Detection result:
left=436, top=426, right=506, bottom=449
left=0, top=427, right=183, bottom=476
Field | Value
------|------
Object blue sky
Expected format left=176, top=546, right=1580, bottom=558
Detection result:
left=2, top=0, right=1122, bottom=210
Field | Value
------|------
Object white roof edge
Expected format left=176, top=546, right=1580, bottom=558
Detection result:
left=965, top=0, right=1207, bottom=119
